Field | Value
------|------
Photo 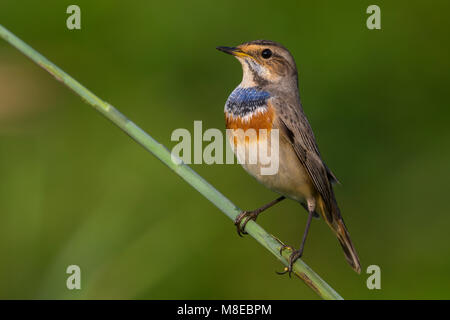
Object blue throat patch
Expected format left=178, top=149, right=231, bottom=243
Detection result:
left=225, top=86, right=271, bottom=117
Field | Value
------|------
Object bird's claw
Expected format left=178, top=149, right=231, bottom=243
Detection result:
left=278, top=244, right=294, bottom=255
left=234, top=211, right=258, bottom=237
left=276, top=249, right=303, bottom=277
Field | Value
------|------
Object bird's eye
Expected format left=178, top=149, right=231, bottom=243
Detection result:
left=261, top=49, right=272, bottom=59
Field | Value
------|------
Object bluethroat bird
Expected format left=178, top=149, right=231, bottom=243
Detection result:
left=217, top=40, right=361, bottom=274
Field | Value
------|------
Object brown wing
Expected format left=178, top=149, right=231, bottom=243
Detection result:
left=272, top=97, right=361, bottom=273
left=272, top=96, right=340, bottom=222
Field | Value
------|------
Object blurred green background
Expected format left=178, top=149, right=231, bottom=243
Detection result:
left=0, top=0, right=449, bottom=299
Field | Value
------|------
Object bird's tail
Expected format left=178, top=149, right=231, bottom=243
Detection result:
left=317, top=197, right=361, bottom=274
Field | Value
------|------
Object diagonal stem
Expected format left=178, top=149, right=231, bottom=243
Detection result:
left=0, top=24, right=344, bottom=300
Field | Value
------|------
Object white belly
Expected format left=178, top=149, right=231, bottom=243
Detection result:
left=229, top=130, right=315, bottom=202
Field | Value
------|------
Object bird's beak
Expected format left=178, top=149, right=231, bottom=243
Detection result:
left=216, top=46, right=253, bottom=58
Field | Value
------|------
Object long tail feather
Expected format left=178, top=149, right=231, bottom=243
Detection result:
left=334, top=218, right=361, bottom=273
left=318, top=197, right=361, bottom=273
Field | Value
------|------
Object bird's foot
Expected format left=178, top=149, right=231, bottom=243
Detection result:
left=234, top=210, right=259, bottom=237
left=234, top=196, right=286, bottom=237
left=276, top=249, right=303, bottom=277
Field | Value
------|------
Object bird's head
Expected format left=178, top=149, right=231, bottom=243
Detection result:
left=217, top=40, right=298, bottom=91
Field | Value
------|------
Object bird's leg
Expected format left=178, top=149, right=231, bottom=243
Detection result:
left=235, top=196, right=285, bottom=237
left=277, top=205, right=315, bottom=277
left=300, top=202, right=319, bottom=218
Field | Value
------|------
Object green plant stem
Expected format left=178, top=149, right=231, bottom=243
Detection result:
left=0, top=24, right=343, bottom=300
